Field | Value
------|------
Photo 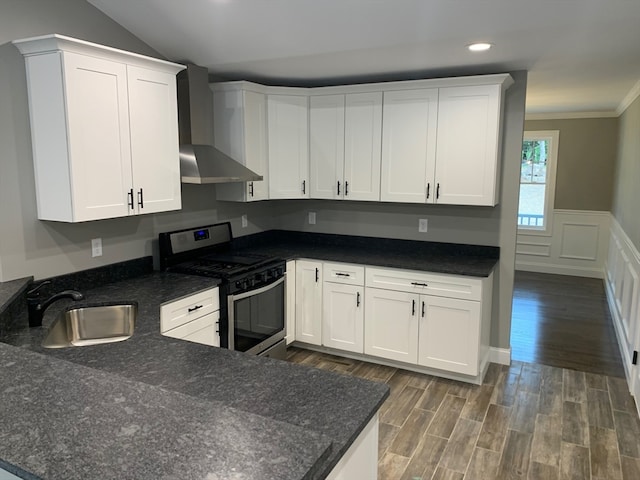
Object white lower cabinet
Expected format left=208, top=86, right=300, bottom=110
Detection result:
left=291, top=260, right=492, bottom=383
left=418, top=295, right=481, bottom=375
left=160, top=287, right=220, bottom=347
left=364, top=288, right=419, bottom=363
left=327, top=413, right=378, bottom=480
left=285, top=260, right=297, bottom=345
left=322, top=263, right=365, bottom=353
left=163, top=312, right=220, bottom=347
left=295, top=260, right=323, bottom=345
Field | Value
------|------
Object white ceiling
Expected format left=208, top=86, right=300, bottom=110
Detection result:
left=88, top=0, right=640, bottom=116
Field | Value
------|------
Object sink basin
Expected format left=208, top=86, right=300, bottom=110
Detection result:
left=42, top=303, right=137, bottom=348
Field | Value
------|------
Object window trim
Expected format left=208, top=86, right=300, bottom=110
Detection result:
left=517, top=130, right=559, bottom=237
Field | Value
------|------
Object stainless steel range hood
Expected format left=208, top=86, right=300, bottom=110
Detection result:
left=177, top=64, right=263, bottom=184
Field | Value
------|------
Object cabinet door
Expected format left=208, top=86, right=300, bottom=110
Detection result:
left=418, top=296, right=480, bottom=375
left=310, top=95, right=345, bottom=199
left=380, top=89, right=438, bottom=204
left=323, top=283, right=364, bottom=353
left=364, top=288, right=419, bottom=363
left=63, top=52, right=133, bottom=221
left=295, top=260, right=323, bottom=345
left=285, top=260, right=297, bottom=345
left=435, top=85, right=501, bottom=206
left=268, top=95, right=309, bottom=199
left=344, top=92, right=382, bottom=201
left=214, top=88, right=268, bottom=202
left=243, top=90, right=269, bottom=201
left=128, top=65, right=182, bottom=214
left=163, top=312, right=220, bottom=347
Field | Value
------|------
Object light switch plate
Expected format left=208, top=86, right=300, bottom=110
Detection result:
left=91, top=238, right=103, bottom=257
left=308, top=212, right=316, bottom=225
left=241, top=214, right=248, bottom=228
left=419, top=218, right=428, bottom=233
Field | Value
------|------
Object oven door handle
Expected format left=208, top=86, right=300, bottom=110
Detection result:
left=228, top=276, right=285, bottom=302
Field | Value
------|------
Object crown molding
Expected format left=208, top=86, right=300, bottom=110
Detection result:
left=525, top=111, right=618, bottom=121
left=616, top=79, right=640, bottom=116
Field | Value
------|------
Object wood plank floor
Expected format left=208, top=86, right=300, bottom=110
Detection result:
left=511, top=271, right=624, bottom=377
left=286, top=349, right=640, bottom=480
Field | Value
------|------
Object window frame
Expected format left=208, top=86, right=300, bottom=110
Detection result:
left=517, top=130, right=559, bottom=236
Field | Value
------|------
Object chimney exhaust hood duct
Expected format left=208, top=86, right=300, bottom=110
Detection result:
left=177, top=64, right=263, bottom=184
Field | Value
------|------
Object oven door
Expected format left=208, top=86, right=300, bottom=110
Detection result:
left=227, top=276, right=285, bottom=355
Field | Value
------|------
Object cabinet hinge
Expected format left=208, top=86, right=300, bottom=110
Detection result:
left=633, top=350, right=638, bottom=365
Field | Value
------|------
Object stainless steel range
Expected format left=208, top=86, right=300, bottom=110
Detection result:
left=159, top=222, right=286, bottom=359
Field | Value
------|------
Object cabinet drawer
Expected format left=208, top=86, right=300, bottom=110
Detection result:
left=160, top=287, right=219, bottom=332
left=365, top=267, right=482, bottom=301
left=324, top=262, right=365, bottom=286
left=163, top=311, right=220, bottom=347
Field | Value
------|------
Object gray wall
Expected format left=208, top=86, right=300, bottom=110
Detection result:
left=612, top=95, right=640, bottom=247
left=0, top=0, right=272, bottom=282
left=524, top=117, right=618, bottom=211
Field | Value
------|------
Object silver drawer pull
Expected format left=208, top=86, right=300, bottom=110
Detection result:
left=188, top=304, right=203, bottom=313
left=411, top=282, right=429, bottom=287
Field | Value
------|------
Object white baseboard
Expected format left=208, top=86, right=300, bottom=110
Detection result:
left=489, top=347, right=511, bottom=365
left=516, top=261, right=605, bottom=279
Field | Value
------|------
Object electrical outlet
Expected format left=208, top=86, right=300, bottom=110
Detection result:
left=91, top=238, right=103, bottom=257
left=418, top=218, right=428, bottom=233
left=308, top=211, right=316, bottom=225
left=241, top=214, right=248, bottom=228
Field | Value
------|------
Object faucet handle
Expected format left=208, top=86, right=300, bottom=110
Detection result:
left=27, top=280, right=51, bottom=297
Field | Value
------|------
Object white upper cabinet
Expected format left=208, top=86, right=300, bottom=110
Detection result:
left=13, top=34, right=184, bottom=222
left=343, top=92, right=383, bottom=201
left=380, top=78, right=510, bottom=206
left=435, top=85, right=503, bottom=206
left=208, top=74, right=511, bottom=207
left=310, top=94, right=345, bottom=199
left=268, top=94, right=309, bottom=199
left=212, top=83, right=269, bottom=202
left=127, top=65, right=182, bottom=214
left=380, top=89, right=438, bottom=203
left=310, top=92, right=382, bottom=201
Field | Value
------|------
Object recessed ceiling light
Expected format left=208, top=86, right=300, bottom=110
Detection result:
left=468, top=43, right=493, bottom=52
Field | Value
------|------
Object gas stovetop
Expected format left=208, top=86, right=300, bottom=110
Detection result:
left=159, top=222, right=283, bottom=281
left=170, top=252, right=276, bottom=278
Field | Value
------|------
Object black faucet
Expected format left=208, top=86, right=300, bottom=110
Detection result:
left=26, top=281, right=84, bottom=327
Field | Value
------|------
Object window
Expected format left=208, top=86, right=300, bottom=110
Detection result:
left=517, top=130, right=559, bottom=234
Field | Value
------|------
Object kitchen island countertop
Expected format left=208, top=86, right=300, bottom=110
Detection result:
left=0, top=272, right=389, bottom=480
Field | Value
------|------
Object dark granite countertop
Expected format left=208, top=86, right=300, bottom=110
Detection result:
left=0, top=343, right=332, bottom=480
left=1, top=272, right=389, bottom=480
left=232, top=230, right=499, bottom=277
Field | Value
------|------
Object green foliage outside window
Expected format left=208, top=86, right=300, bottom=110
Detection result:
left=522, top=140, right=547, bottom=164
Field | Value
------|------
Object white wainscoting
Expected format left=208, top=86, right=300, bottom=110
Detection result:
left=605, top=216, right=640, bottom=416
left=516, top=210, right=611, bottom=278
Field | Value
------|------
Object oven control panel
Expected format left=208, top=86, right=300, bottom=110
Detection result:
left=229, top=262, right=285, bottom=295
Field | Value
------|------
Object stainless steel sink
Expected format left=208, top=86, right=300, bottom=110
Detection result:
left=42, top=303, right=137, bottom=348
